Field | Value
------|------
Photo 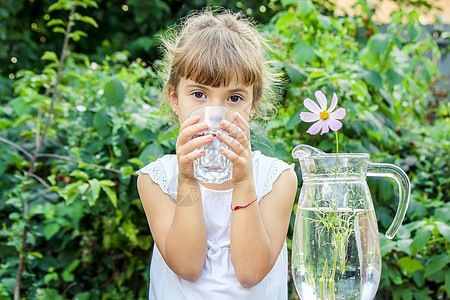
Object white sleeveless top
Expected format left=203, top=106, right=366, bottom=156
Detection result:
left=137, top=151, right=294, bottom=300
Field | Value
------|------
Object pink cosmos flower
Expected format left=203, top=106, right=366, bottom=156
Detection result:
left=300, top=90, right=347, bottom=135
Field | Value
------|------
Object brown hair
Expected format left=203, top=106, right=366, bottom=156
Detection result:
left=158, top=8, right=282, bottom=122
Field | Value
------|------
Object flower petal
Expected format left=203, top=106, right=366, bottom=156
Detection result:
left=330, top=108, right=346, bottom=120
left=328, top=92, right=338, bottom=113
left=304, top=98, right=322, bottom=114
left=306, top=120, right=325, bottom=135
left=320, top=122, right=330, bottom=135
left=315, top=90, right=328, bottom=111
left=300, top=112, right=320, bottom=122
left=328, top=118, right=343, bottom=131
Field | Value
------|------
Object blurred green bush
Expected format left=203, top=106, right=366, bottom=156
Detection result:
left=0, top=0, right=448, bottom=299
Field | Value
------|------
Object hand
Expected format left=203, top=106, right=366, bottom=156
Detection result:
left=176, top=115, right=213, bottom=182
left=216, top=112, right=254, bottom=185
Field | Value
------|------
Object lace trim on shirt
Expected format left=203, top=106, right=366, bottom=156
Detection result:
left=136, top=161, right=170, bottom=196
left=260, top=162, right=295, bottom=202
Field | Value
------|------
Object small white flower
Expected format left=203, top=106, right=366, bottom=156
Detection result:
left=90, top=62, right=99, bottom=69
left=76, top=105, right=87, bottom=112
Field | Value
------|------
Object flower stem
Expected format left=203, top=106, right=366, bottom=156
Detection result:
left=330, top=237, right=338, bottom=300
left=320, top=259, right=328, bottom=300
left=335, top=131, right=339, bottom=178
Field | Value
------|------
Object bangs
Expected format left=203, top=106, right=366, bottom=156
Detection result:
left=171, top=27, right=262, bottom=88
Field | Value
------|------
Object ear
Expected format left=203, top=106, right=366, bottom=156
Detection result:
left=168, top=87, right=178, bottom=113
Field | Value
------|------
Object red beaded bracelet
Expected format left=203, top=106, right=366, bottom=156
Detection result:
left=231, top=197, right=257, bottom=211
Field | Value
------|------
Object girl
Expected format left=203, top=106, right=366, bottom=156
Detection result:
left=137, top=9, right=297, bottom=299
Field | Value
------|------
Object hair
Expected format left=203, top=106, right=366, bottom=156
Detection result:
left=157, top=8, right=283, bottom=123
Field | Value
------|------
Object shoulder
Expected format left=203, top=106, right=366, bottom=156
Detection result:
left=136, top=154, right=178, bottom=200
left=253, top=151, right=297, bottom=201
left=253, top=151, right=294, bottom=170
left=136, top=154, right=177, bottom=175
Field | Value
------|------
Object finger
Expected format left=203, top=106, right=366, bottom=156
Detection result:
left=181, top=148, right=206, bottom=163
left=219, top=146, right=241, bottom=164
left=179, top=134, right=213, bottom=155
left=220, top=119, right=250, bottom=149
left=233, top=112, right=251, bottom=139
left=179, top=122, right=208, bottom=143
left=179, top=115, right=201, bottom=132
left=216, top=131, right=245, bottom=156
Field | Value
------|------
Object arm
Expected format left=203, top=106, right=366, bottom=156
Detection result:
left=138, top=174, right=206, bottom=282
left=137, top=115, right=212, bottom=282
left=230, top=168, right=297, bottom=287
left=217, top=113, right=297, bottom=287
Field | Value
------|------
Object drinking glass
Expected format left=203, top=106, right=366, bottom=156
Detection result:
left=189, top=106, right=236, bottom=184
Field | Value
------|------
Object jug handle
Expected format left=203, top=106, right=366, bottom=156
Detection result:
left=367, top=162, right=411, bottom=240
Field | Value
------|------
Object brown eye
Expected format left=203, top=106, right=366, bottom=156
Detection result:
left=192, top=91, right=205, bottom=99
left=228, top=95, right=242, bottom=103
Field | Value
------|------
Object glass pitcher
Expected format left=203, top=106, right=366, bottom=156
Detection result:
left=291, top=144, right=410, bottom=300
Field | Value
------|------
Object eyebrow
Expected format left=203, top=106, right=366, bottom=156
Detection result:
left=228, top=88, right=249, bottom=95
left=185, top=84, right=249, bottom=95
left=185, top=84, right=211, bottom=91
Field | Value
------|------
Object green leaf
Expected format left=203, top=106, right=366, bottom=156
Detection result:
left=445, top=268, right=450, bottom=295
left=434, top=205, right=450, bottom=222
left=69, top=170, right=89, bottom=180
left=101, top=185, right=117, bottom=208
left=87, top=179, right=100, bottom=206
left=44, top=223, right=60, bottom=240
left=317, top=14, right=331, bottom=29
left=79, top=15, right=98, bottom=27
left=52, top=27, right=66, bottom=34
left=381, top=239, right=396, bottom=257
left=120, top=166, right=135, bottom=175
left=410, top=225, right=433, bottom=255
left=397, top=256, right=424, bottom=274
left=435, top=221, right=450, bottom=241
left=104, top=78, right=126, bottom=107
left=388, top=266, right=403, bottom=284
left=408, top=24, right=420, bottom=41
left=368, top=34, right=390, bottom=57
left=395, top=238, right=413, bottom=256
left=131, top=129, right=156, bottom=143
left=386, top=68, right=404, bottom=86
left=362, top=69, right=382, bottom=88
left=286, top=109, right=302, bottom=129
left=72, top=30, right=87, bottom=37
left=292, top=41, right=315, bottom=65
left=41, top=51, right=59, bottom=63
left=29, top=251, right=43, bottom=258
left=46, top=19, right=66, bottom=27
left=284, top=64, right=308, bottom=85
left=62, top=259, right=80, bottom=282
left=99, top=179, right=115, bottom=187
left=424, top=254, right=449, bottom=277
left=139, top=142, right=164, bottom=162
left=128, top=158, right=144, bottom=167
left=93, top=109, right=111, bottom=128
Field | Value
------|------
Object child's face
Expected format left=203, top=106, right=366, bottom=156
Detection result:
left=170, top=77, right=255, bottom=125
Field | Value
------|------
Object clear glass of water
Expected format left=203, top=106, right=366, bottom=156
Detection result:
left=189, top=106, right=236, bottom=184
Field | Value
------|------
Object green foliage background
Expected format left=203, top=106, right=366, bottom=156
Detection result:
left=0, top=0, right=448, bottom=299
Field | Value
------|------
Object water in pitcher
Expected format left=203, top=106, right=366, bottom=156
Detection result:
left=292, top=207, right=381, bottom=300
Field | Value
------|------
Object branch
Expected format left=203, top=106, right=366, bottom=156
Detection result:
left=29, top=173, right=51, bottom=189
left=14, top=3, right=78, bottom=299
left=0, top=136, right=33, bottom=160
left=37, top=5, right=76, bottom=153
left=37, top=153, right=124, bottom=174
